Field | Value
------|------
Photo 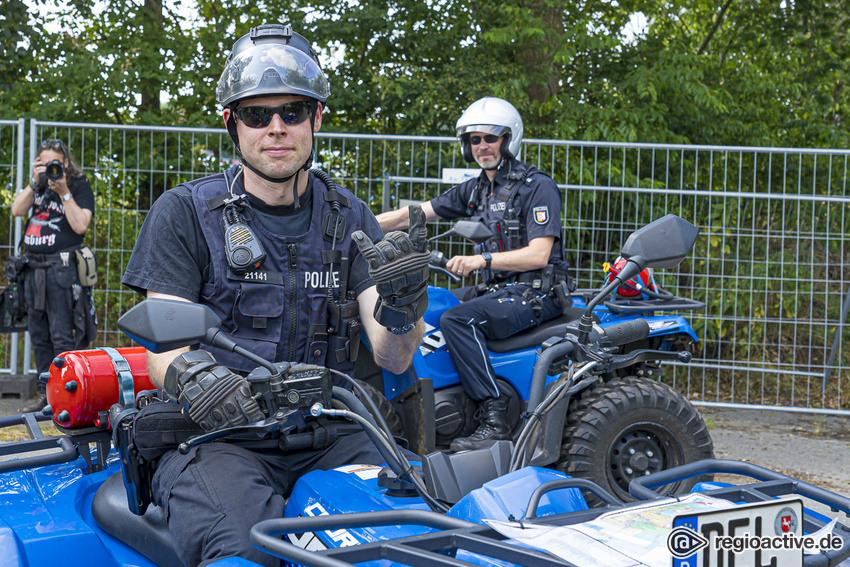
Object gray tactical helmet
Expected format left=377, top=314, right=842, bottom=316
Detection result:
left=216, top=23, right=330, bottom=107
left=455, top=97, right=523, bottom=163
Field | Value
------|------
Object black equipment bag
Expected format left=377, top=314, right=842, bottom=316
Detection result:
left=0, top=256, right=27, bottom=332
left=131, top=400, right=205, bottom=462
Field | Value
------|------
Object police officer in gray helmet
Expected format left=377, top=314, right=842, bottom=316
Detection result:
left=378, top=97, right=573, bottom=452
left=122, top=23, right=427, bottom=566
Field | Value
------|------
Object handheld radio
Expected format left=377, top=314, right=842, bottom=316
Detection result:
left=221, top=196, right=266, bottom=273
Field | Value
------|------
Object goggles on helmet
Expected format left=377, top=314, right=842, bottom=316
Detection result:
left=216, top=42, right=330, bottom=107
left=457, top=124, right=507, bottom=138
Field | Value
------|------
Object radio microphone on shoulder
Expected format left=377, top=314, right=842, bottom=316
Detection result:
left=221, top=197, right=266, bottom=273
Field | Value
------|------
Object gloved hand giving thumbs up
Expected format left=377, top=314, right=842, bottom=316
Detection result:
left=352, top=204, right=430, bottom=334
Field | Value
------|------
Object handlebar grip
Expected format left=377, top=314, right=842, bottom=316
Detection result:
left=430, top=250, right=448, bottom=268
left=598, top=319, right=650, bottom=347
left=278, top=431, right=318, bottom=453
left=429, top=250, right=460, bottom=282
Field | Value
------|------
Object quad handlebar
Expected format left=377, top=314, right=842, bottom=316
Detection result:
left=428, top=250, right=460, bottom=283
left=529, top=319, right=665, bottom=411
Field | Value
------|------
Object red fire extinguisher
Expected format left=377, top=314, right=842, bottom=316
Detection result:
left=46, top=346, right=155, bottom=429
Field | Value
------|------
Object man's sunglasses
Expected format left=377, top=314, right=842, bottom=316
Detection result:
left=234, top=101, right=313, bottom=129
left=470, top=134, right=501, bottom=146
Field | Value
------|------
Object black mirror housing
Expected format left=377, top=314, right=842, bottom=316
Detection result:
left=117, top=298, right=222, bottom=353
left=620, top=214, right=698, bottom=270
left=451, top=220, right=494, bottom=244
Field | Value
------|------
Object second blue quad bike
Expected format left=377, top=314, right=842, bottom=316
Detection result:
left=355, top=216, right=713, bottom=501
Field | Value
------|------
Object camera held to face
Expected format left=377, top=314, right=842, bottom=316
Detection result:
left=45, top=160, right=65, bottom=181
left=36, top=160, right=65, bottom=194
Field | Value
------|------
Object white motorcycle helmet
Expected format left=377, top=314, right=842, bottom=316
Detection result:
left=455, top=97, right=523, bottom=163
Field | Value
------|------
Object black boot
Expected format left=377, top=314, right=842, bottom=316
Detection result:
left=23, top=381, right=48, bottom=413
left=450, top=397, right=511, bottom=452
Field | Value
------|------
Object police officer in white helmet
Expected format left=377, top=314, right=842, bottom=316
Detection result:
left=378, top=97, right=573, bottom=451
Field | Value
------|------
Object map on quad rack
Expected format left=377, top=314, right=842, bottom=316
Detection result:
left=486, top=493, right=826, bottom=567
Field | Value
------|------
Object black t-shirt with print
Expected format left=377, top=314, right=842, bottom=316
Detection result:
left=23, top=176, right=95, bottom=253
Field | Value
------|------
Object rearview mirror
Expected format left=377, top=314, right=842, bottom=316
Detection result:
left=451, top=220, right=494, bottom=244
left=620, top=214, right=698, bottom=270
left=117, top=299, right=221, bottom=353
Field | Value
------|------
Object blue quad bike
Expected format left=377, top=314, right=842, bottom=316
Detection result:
left=354, top=217, right=712, bottom=502
left=6, top=215, right=848, bottom=567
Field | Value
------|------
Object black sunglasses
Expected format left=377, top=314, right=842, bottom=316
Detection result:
left=40, top=138, right=68, bottom=157
left=470, top=134, right=501, bottom=146
left=234, top=101, right=313, bottom=129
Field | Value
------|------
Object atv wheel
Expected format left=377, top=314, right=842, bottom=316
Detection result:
left=354, top=380, right=405, bottom=438
left=560, top=376, right=714, bottom=503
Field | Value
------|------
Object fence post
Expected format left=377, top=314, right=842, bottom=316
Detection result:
left=8, top=118, right=27, bottom=374
left=21, top=119, right=40, bottom=375
left=382, top=176, right=392, bottom=213
left=823, top=284, right=850, bottom=395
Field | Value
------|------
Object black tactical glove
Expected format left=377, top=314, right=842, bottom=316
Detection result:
left=352, top=204, right=430, bottom=334
left=163, top=350, right=264, bottom=433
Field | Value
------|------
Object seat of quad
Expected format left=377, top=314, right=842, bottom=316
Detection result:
left=450, top=285, right=474, bottom=301
left=92, top=472, right=185, bottom=567
left=487, top=307, right=589, bottom=353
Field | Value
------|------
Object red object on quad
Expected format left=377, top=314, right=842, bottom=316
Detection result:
left=604, top=256, right=659, bottom=298
left=46, top=347, right=154, bottom=429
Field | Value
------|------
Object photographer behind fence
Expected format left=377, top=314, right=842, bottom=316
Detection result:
left=11, top=139, right=97, bottom=407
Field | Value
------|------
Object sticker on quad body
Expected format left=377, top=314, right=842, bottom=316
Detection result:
left=419, top=329, right=447, bottom=356
left=333, top=464, right=382, bottom=481
left=286, top=500, right=361, bottom=551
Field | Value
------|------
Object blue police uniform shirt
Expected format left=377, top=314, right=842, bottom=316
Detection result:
left=430, top=158, right=565, bottom=262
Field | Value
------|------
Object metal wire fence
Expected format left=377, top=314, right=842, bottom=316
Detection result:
left=0, top=119, right=28, bottom=375
left=2, top=119, right=848, bottom=414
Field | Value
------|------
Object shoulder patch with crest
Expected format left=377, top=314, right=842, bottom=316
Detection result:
left=533, top=206, right=549, bottom=225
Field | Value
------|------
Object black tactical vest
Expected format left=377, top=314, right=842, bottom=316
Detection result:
left=187, top=169, right=364, bottom=375
left=466, top=160, right=571, bottom=283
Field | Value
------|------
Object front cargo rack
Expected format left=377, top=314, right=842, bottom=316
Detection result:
left=250, top=460, right=850, bottom=567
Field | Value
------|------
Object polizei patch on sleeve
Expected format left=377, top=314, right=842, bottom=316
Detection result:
left=533, top=206, right=549, bottom=225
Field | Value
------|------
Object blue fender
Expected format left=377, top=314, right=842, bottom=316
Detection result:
left=283, top=465, right=589, bottom=556
left=422, top=285, right=460, bottom=328
left=284, top=463, right=433, bottom=549
left=447, top=467, right=588, bottom=523
left=0, top=455, right=158, bottom=566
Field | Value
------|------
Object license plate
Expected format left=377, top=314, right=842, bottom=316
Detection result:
left=669, top=498, right=804, bottom=567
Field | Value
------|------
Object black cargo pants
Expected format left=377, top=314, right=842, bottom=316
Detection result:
left=439, top=285, right=561, bottom=401
left=23, top=261, right=79, bottom=376
left=152, top=431, right=413, bottom=567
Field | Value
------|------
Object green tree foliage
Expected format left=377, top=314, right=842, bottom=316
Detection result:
left=629, top=0, right=850, bottom=147
left=3, top=0, right=848, bottom=147
left=5, top=0, right=196, bottom=124
left=0, top=0, right=39, bottom=112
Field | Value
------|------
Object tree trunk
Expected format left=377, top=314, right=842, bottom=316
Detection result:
left=519, top=0, right=562, bottom=105
left=140, top=0, right=163, bottom=113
